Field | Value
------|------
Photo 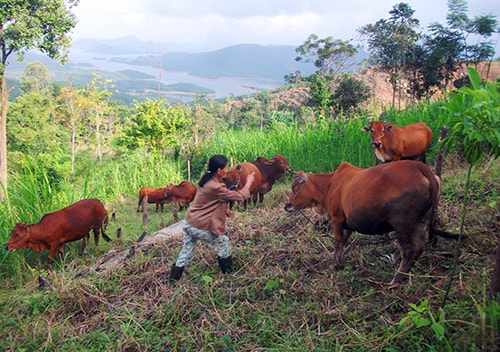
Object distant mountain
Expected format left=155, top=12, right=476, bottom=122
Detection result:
left=73, top=36, right=180, bottom=55
left=6, top=37, right=367, bottom=103
left=124, top=44, right=317, bottom=81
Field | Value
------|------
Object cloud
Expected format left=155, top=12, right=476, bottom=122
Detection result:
left=71, top=0, right=499, bottom=53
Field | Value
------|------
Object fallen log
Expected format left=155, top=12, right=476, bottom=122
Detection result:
left=76, top=221, right=184, bottom=277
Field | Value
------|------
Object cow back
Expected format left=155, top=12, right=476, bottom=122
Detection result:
left=139, top=187, right=168, bottom=203
left=166, top=181, right=197, bottom=204
left=331, top=161, right=438, bottom=233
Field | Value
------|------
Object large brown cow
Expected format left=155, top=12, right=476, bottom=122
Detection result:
left=251, top=154, right=291, bottom=204
left=5, top=198, right=111, bottom=263
left=361, top=121, right=432, bottom=163
left=164, top=181, right=197, bottom=220
left=223, top=162, right=263, bottom=209
left=284, top=160, right=458, bottom=285
left=137, top=187, right=169, bottom=212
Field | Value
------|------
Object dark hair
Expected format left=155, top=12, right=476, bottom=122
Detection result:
left=198, top=154, right=228, bottom=187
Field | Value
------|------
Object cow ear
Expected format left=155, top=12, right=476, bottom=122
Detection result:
left=384, top=124, right=395, bottom=131
left=361, top=126, right=370, bottom=132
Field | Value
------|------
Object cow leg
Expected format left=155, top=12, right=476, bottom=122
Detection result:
left=258, top=193, right=264, bottom=204
left=48, top=245, right=64, bottom=263
left=172, top=204, right=179, bottom=221
left=253, top=193, right=259, bottom=206
left=332, top=226, right=352, bottom=267
left=80, top=233, right=89, bottom=254
left=392, top=223, right=427, bottom=285
left=137, top=197, right=143, bottom=212
left=93, top=226, right=100, bottom=246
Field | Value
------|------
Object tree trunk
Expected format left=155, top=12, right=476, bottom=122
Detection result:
left=0, top=75, right=8, bottom=201
left=75, top=221, right=184, bottom=276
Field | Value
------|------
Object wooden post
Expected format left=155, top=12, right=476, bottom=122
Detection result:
left=142, top=195, right=148, bottom=228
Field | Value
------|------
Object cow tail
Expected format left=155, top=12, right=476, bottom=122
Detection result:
left=101, top=213, right=112, bottom=243
left=428, top=128, right=459, bottom=243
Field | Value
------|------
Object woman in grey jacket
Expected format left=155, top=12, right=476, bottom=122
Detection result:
left=169, top=154, right=255, bottom=282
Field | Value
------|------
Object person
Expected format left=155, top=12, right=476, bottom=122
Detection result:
left=169, top=154, right=255, bottom=282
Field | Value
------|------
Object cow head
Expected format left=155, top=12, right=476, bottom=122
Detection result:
left=164, top=183, right=175, bottom=198
left=272, top=154, right=291, bottom=174
left=5, top=223, right=30, bottom=251
left=223, top=164, right=241, bottom=191
left=284, top=172, right=313, bottom=212
left=362, top=121, right=394, bottom=148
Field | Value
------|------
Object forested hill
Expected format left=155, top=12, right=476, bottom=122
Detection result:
left=127, top=44, right=316, bottom=80
left=72, top=37, right=330, bottom=80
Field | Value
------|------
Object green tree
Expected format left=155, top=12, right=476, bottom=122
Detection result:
left=331, top=75, right=371, bottom=114
left=80, top=73, right=116, bottom=162
left=118, top=99, right=190, bottom=154
left=358, top=2, right=420, bottom=107
left=7, top=92, right=70, bottom=181
left=445, top=0, right=498, bottom=68
left=0, top=0, right=78, bottom=199
left=307, top=73, right=333, bottom=120
left=56, top=79, right=89, bottom=173
left=20, top=60, right=52, bottom=94
left=402, top=0, right=498, bottom=99
left=294, top=34, right=358, bottom=77
left=417, top=23, right=463, bottom=96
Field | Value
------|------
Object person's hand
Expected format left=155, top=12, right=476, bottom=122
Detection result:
left=245, top=172, right=255, bottom=187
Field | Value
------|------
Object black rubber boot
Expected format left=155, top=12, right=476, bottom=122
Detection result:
left=169, top=265, right=184, bottom=282
left=218, top=256, right=233, bottom=274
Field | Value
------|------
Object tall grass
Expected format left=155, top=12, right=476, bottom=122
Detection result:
left=199, top=103, right=449, bottom=175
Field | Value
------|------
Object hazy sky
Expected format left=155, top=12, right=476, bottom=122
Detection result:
left=71, top=0, right=499, bottom=52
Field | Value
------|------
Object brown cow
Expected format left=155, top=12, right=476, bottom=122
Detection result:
left=137, top=187, right=169, bottom=213
left=5, top=198, right=111, bottom=263
left=223, top=162, right=263, bottom=209
left=251, top=154, right=291, bottom=204
left=284, top=160, right=458, bottom=285
left=361, top=121, right=432, bottom=163
left=164, top=181, right=197, bottom=220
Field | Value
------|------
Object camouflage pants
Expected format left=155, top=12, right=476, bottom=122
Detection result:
left=175, top=220, right=232, bottom=267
